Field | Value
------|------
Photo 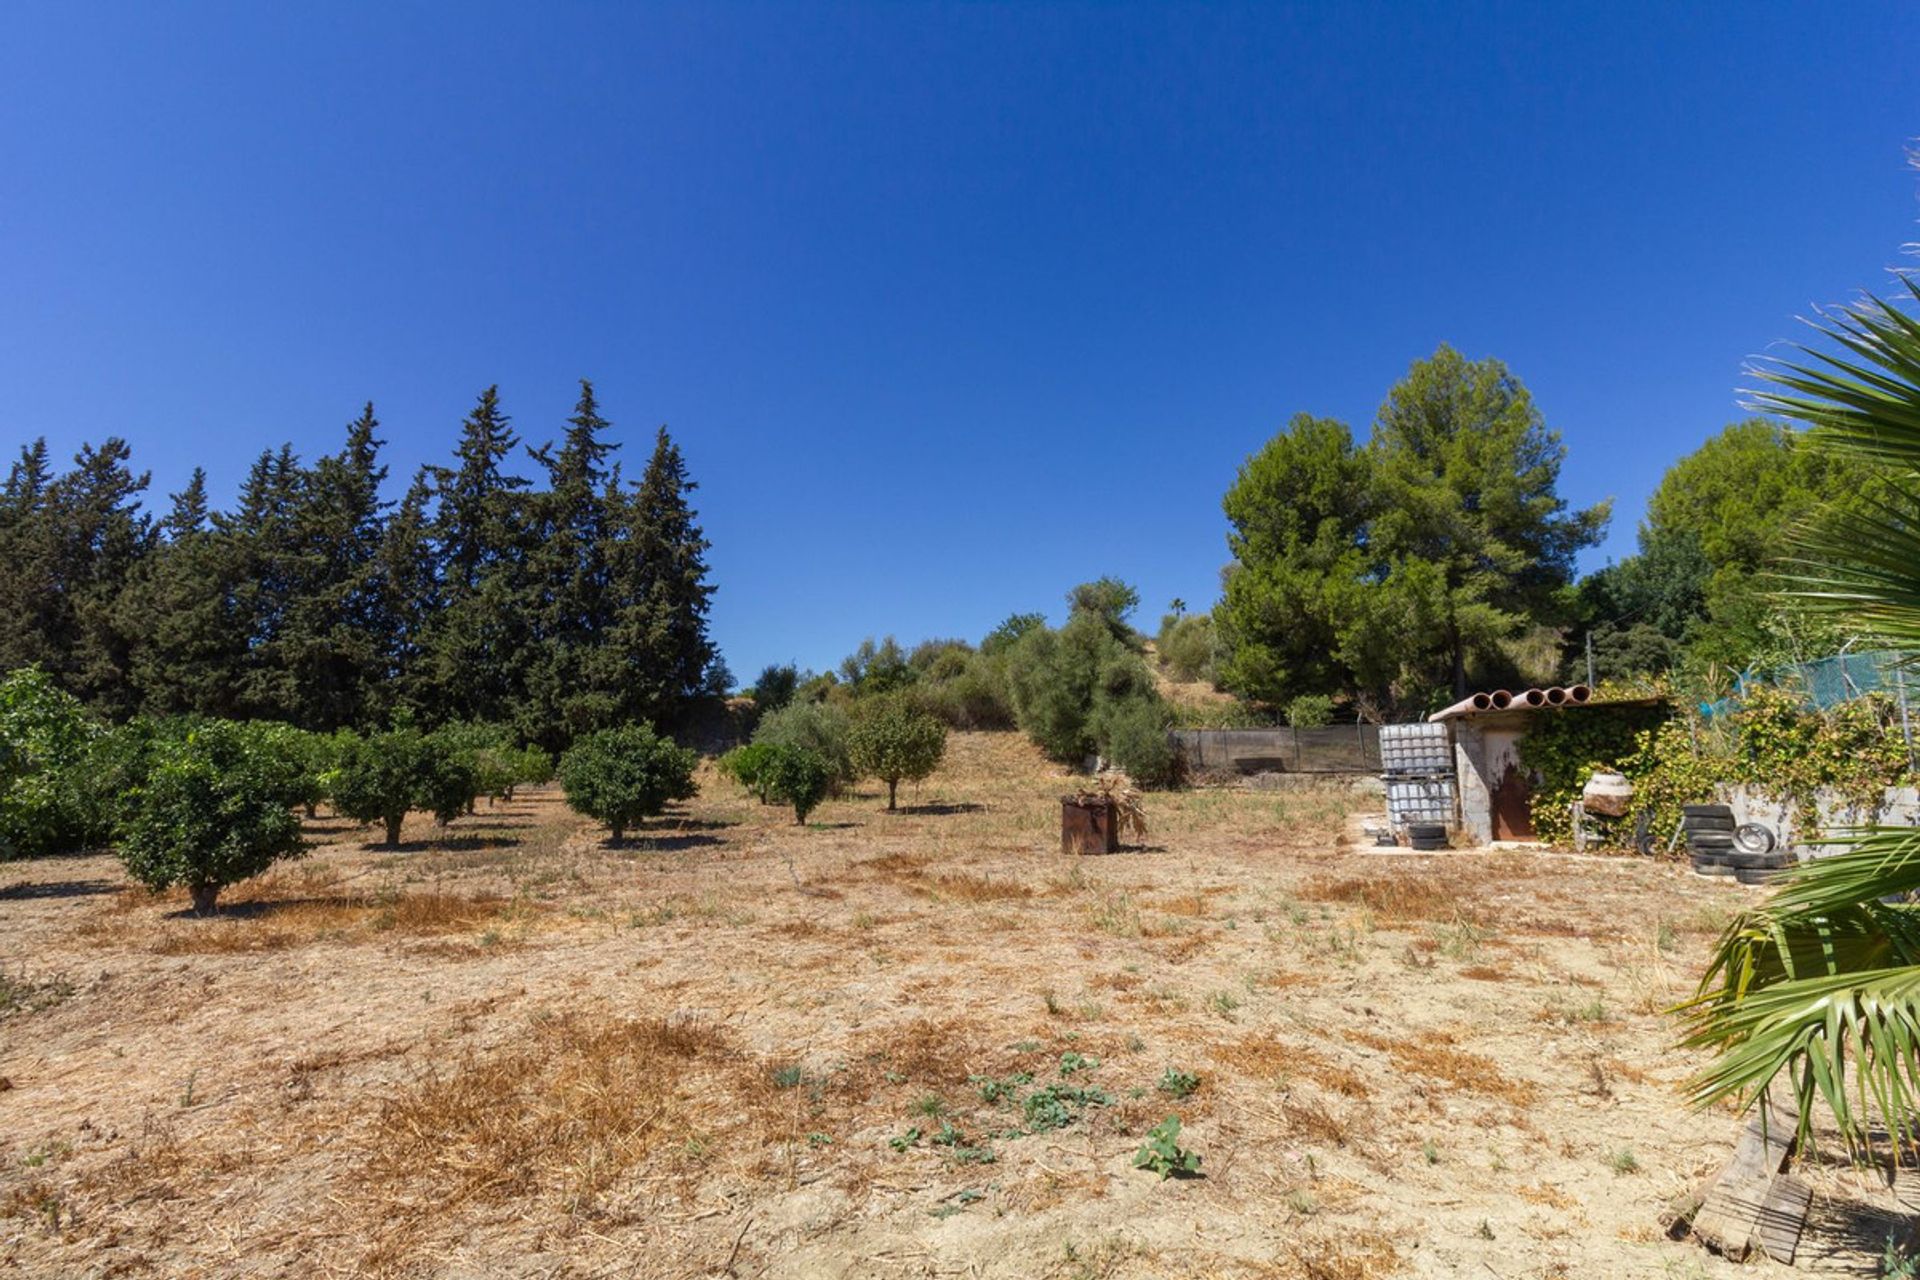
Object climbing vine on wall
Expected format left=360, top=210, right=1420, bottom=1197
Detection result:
left=1515, top=703, right=1668, bottom=847
left=1517, top=686, right=1916, bottom=851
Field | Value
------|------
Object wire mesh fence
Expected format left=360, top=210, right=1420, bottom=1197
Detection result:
left=1702, top=649, right=1917, bottom=718
left=1171, top=725, right=1382, bottom=774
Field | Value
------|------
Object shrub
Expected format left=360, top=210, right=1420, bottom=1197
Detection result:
left=753, top=700, right=854, bottom=790
left=331, top=721, right=477, bottom=846
left=718, top=741, right=779, bottom=803
left=916, top=658, right=1017, bottom=729
left=115, top=720, right=306, bottom=915
left=760, top=743, right=831, bottom=824
left=1007, top=610, right=1179, bottom=785
left=848, top=694, right=948, bottom=810
left=1157, top=614, right=1217, bottom=683
left=1286, top=694, right=1335, bottom=729
left=1097, top=696, right=1178, bottom=788
left=558, top=723, right=699, bottom=843
left=0, top=667, right=107, bottom=858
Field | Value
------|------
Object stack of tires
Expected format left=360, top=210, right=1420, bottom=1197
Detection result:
left=1406, top=822, right=1448, bottom=852
left=1684, top=804, right=1791, bottom=885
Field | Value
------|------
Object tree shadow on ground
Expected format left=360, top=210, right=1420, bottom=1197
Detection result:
left=0, top=877, right=121, bottom=901
left=164, top=895, right=354, bottom=921
left=604, top=833, right=725, bottom=853
left=367, top=835, right=523, bottom=854
left=893, top=802, right=985, bottom=816
left=801, top=821, right=862, bottom=831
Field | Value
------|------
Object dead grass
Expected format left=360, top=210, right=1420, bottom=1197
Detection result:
left=365, top=1013, right=732, bottom=1206
left=1299, top=871, right=1483, bottom=924
left=1211, top=1033, right=1371, bottom=1099
left=0, top=734, right=1857, bottom=1278
left=1348, top=1029, right=1537, bottom=1107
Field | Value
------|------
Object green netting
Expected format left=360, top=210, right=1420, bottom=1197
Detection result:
left=1701, top=649, right=1916, bottom=718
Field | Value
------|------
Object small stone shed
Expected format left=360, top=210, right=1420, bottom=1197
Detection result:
left=1427, top=689, right=1667, bottom=845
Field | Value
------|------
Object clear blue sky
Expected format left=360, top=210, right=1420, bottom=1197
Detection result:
left=4, top=3, right=1916, bottom=682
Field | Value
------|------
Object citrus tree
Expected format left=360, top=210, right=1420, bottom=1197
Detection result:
left=761, top=743, right=830, bottom=824
left=116, top=719, right=305, bottom=915
left=848, top=694, right=946, bottom=811
left=331, top=721, right=475, bottom=846
left=558, top=723, right=698, bottom=843
left=1681, top=276, right=1920, bottom=1150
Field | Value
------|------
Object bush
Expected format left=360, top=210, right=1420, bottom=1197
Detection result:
left=558, top=723, right=699, bottom=843
left=1097, top=696, right=1178, bottom=788
left=915, top=650, right=1017, bottom=730
left=760, top=743, right=831, bottom=824
left=848, top=694, right=948, bottom=810
left=331, top=721, right=477, bottom=846
left=1285, top=694, right=1335, bottom=729
left=0, top=667, right=107, bottom=858
left=1157, top=614, right=1217, bottom=683
left=1007, top=611, right=1178, bottom=785
left=718, top=741, right=779, bottom=803
left=754, top=700, right=854, bottom=790
left=115, top=720, right=306, bottom=915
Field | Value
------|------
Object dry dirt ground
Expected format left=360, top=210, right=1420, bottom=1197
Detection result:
left=1, top=732, right=1913, bottom=1279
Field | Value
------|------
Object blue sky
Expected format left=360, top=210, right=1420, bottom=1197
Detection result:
left=3, top=3, right=1917, bottom=682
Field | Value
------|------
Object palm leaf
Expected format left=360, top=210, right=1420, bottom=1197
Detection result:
left=1681, top=278, right=1920, bottom=1147
left=1678, top=964, right=1920, bottom=1151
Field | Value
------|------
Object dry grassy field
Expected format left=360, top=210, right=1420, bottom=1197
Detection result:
left=1, top=733, right=1910, bottom=1278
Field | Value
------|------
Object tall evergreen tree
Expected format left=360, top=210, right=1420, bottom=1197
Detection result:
left=122, top=468, right=250, bottom=718
left=419, top=387, right=534, bottom=723
left=278, top=405, right=393, bottom=729
left=521, top=380, right=621, bottom=749
left=599, top=426, right=719, bottom=729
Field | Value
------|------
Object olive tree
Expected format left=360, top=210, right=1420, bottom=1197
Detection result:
left=848, top=695, right=947, bottom=811
left=115, top=720, right=306, bottom=915
left=558, top=723, right=698, bottom=843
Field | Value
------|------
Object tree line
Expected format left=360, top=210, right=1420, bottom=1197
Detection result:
left=0, top=382, right=724, bottom=750
left=1167, top=345, right=1861, bottom=722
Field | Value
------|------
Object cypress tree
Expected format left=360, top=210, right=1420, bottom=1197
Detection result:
left=122, top=468, right=251, bottom=718
left=600, top=426, right=719, bottom=729
left=419, top=387, right=533, bottom=724
left=279, top=405, right=392, bottom=730
left=522, top=380, right=621, bottom=749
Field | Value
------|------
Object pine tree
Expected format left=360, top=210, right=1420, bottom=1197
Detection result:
left=38, top=440, right=153, bottom=716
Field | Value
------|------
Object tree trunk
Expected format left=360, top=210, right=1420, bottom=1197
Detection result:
left=611, top=822, right=625, bottom=845
left=887, top=779, right=898, bottom=811
left=384, top=813, right=405, bottom=846
left=189, top=883, right=220, bottom=916
left=303, top=802, right=318, bottom=820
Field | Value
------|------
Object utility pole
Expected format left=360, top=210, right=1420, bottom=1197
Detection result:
left=1585, top=631, right=1596, bottom=689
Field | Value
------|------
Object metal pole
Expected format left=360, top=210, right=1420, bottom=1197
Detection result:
left=1585, top=631, right=1596, bottom=689
left=1899, top=664, right=1915, bottom=772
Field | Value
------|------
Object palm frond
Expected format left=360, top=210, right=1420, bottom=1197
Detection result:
left=1678, top=964, right=1920, bottom=1151
left=1749, top=276, right=1920, bottom=470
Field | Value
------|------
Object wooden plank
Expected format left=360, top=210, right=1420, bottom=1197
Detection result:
left=1687, top=1097, right=1801, bottom=1261
left=1753, top=1174, right=1812, bottom=1265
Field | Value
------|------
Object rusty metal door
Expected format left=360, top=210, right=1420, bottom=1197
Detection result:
left=1492, top=763, right=1535, bottom=840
